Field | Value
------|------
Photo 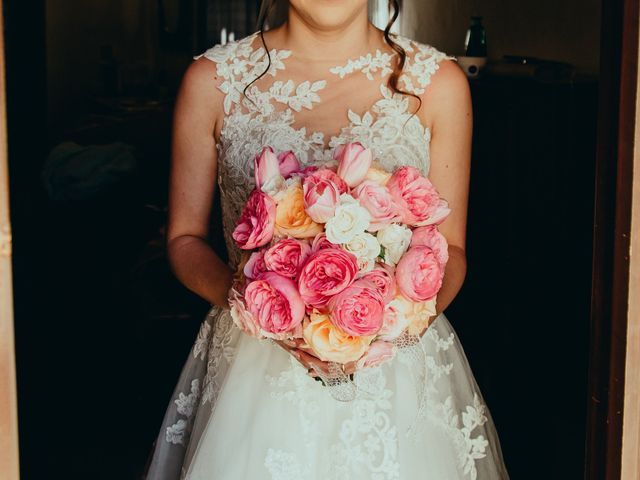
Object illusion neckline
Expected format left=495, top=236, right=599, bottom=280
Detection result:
left=244, top=30, right=406, bottom=78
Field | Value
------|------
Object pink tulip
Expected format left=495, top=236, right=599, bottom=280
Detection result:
left=298, top=248, right=359, bottom=308
left=263, top=238, right=311, bottom=278
left=410, top=225, right=449, bottom=277
left=277, top=150, right=301, bottom=178
left=254, top=146, right=282, bottom=190
left=244, top=272, right=305, bottom=336
left=387, top=166, right=441, bottom=226
left=328, top=279, right=385, bottom=336
left=303, top=174, right=340, bottom=223
left=334, top=142, right=373, bottom=188
left=232, top=189, right=276, bottom=250
left=361, top=263, right=397, bottom=304
left=244, top=250, right=269, bottom=279
left=352, top=180, right=401, bottom=231
left=356, top=341, right=396, bottom=369
left=395, top=246, right=443, bottom=302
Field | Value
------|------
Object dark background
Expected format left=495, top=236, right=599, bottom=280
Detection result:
left=6, top=0, right=598, bottom=478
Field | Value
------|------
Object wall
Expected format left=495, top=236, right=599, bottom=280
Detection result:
left=402, top=0, right=601, bottom=73
left=45, top=0, right=156, bottom=132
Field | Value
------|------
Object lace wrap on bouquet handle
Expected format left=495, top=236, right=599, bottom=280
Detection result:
left=310, top=329, right=429, bottom=439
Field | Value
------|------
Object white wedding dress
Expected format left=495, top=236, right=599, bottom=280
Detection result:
left=145, top=31, right=510, bottom=480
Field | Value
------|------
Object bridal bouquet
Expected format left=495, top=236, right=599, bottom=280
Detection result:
left=228, top=142, right=450, bottom=375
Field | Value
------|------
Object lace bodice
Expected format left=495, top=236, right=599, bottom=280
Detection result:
left=193, top=31, right=457, bottom=268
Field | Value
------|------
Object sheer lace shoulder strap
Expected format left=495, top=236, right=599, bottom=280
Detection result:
left=391, top=34, right=458, bottom=96
left=192, top=32, right=292, bottom=115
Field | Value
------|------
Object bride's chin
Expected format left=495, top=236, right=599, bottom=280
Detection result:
left=288, top=0, right=368, bottom=31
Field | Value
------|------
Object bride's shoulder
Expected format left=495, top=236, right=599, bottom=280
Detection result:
left=389, top=33, right=461, bottom=95
left=192, top=31, right=262, bottom=66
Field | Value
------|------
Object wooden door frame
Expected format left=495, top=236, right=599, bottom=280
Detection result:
left=0, top=0, right=19, bottom=478
left=587, top=0, right=640, bottom=477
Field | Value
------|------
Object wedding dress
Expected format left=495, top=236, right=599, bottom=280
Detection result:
left=145, top=31, right=510, bottom=480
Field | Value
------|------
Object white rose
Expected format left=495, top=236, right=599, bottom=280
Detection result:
left=343, top=232, right=381, bottom=273
left=377, top=223, right=412, bottom=266
left=325, top=194, right=371, bottom=244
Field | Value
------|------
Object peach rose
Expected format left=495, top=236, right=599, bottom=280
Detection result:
left=244, top=272, right=305, bottom=338
left=378, top=293, right=416, bottom=341
left=352, top=180, right=401, bottom=231
left=273, top=178, right=323, bottom=239
left=232, top=189, right=276, bottom=250
left=302, top=311, right=373, bottom=364
left=328, top=279, right=385, bottom=336
left=410, top=225, right=449, bottom=277
left=378, top=293, right=437, bottom=340
left=387, top=166, right=440, bottom=226
left=364, top=166, right=392, bottom=186
left=263, top=238, right=311, bottom=278
left=356, top=340, right=396, bottom=369
left=334, top=142, right=373, bottom=188
left=396, top=246, right=443, bottom=302
left=406, top=297, right=438, bottom=336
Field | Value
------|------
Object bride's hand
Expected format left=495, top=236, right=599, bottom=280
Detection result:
left=273, top=339, right=358, bottom=378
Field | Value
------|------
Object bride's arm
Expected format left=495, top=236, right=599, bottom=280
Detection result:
left=420, top=59, right=473, bottom=326
left=165, top=58, right=233, bottom=309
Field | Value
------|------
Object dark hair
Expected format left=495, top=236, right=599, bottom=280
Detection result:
left=243, top=0, right=422, bottom=116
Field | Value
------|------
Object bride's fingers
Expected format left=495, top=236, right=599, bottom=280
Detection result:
left=297, top=350, right=331, bottom=375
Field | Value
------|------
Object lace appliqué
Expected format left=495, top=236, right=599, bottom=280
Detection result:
left=200, top=310, right=238, bottom=405
left=165, top=379, right=201, bottom=445
left=330, top=49, right=394, bottom=80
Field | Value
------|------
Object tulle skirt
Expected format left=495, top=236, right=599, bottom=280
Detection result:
left=145, top=306, right=509, bottom=479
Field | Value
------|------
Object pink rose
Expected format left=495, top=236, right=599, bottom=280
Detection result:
left=232, top=189, right=276, bottom=250
left=328, top=279, right=385, bottom=336
left=244, top=250, right=268, bottom=279
left=254, top=146, right=282, bottom=191
left=422, top=198, right=451, bottom=226
left=361, top=263, right=397, bottom=304
left=263, top=238, right=311, bottom=278
left=298, top=248, right=359, bottom=308
left=311, top=232, right=340, bottom=252
left=303, top=173, right=340, bottom=223
left=228, top=285, right=260, bottom=337
left=395, top=246, right=443, bottom=302
left=334, top=142, right=373, bottom=188
left=352, top=180, right=401, bottom=231
left=244, top=272, right=305, bottom=337
left=387, top=166, right=440, bottom=226
left=307, top=168, right=349, bottom=194
left=410, top=225, right=449, bottom=276
left=277, top=150, right=301, bottom=178
left=356, top=341, right=396, bottom=369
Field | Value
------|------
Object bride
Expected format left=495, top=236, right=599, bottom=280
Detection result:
left=145, top=0, right=509, bottom=478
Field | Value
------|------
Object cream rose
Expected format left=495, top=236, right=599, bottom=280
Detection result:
left=325, top=194, right=371, bottom=244
left=302, top=311, right=373, bottom=364
left=376, top=223, right=412, bottom=266
left=342, top=232, right=381, bottom=273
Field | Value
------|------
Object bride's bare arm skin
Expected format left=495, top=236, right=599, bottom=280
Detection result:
left=420, top=59, right=473, bottom=330
left=166, top=58, right=234, bottom=309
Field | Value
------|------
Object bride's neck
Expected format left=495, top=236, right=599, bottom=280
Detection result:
left=271, top=12, right=384, bottom=63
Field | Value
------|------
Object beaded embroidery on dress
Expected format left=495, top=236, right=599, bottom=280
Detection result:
left=145, top=31, right=509, bottom=480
